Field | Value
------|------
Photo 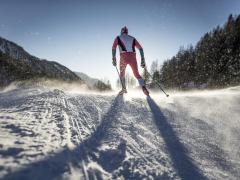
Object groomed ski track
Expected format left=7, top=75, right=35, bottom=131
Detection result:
left=0, top=86, right=240, bottom=179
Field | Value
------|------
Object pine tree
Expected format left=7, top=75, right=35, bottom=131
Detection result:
left=159, top=14, right=240, bottom=89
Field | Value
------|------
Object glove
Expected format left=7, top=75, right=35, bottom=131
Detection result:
left=141, top=57, right=146, bottom=68
left=112, top=57, right=117, bottom=66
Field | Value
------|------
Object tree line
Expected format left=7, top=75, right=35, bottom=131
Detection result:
left=148, top=14, right=240, bottom=90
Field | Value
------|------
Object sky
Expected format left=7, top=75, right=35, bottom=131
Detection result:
left=0, top=0, right=240, bottom=86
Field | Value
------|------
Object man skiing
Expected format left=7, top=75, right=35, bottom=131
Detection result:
left=112, top=26, right=149, bottom=96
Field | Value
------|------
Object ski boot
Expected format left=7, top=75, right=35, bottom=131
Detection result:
left=118, top=88, right=127, bottom=95
left=142, top=86, right=149, bottom=96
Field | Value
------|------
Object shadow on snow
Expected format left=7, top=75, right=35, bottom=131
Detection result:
left=3, top=95, right=207, bottom=179
left=3, top=95, right=126, bottom=180
left=147, top=96, right=206, bottom=180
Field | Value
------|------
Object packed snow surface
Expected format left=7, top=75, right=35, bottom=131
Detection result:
left=0, top=85, right=239, bottom=180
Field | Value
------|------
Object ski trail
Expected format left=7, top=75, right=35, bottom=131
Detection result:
left=0, top=86, right=239, bottom=179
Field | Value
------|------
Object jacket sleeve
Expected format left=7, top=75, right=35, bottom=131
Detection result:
left=135, top=39, right=143, bottom=49
left=135, top=39, right=144, bottom=59
left=112, top=37, right=118, bottom=58
left=112, top=37, right=118, bottom=50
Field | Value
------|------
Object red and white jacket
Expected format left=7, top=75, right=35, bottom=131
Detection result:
left=112, top=34, right=143, bottom=53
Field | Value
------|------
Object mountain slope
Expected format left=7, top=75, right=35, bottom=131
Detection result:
left=0, top=37, right=31, bottom=60
left=0, top=86, right=239, bottom=179
left=75, top=72, right=99, bottom=87
left=75, top=72, right=111, bottom=91
left=0, top=37, right=81, bottom=87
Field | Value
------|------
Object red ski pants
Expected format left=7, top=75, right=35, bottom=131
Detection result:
left=119, top=52, right=142, bottom=79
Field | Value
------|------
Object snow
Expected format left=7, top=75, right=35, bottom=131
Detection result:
left=0, top=85, right=240, bottom=179
left=0, top=44, right=6, bottom=54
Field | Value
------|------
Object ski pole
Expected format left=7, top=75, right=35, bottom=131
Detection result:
left=144, top=68, right=169, bottom=97
left=115, top=66, right=124, bottom=89
left=154, top=80, right=169, bottom=97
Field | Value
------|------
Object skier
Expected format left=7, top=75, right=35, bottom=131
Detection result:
left=112, top=26, right=149, bottom=96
